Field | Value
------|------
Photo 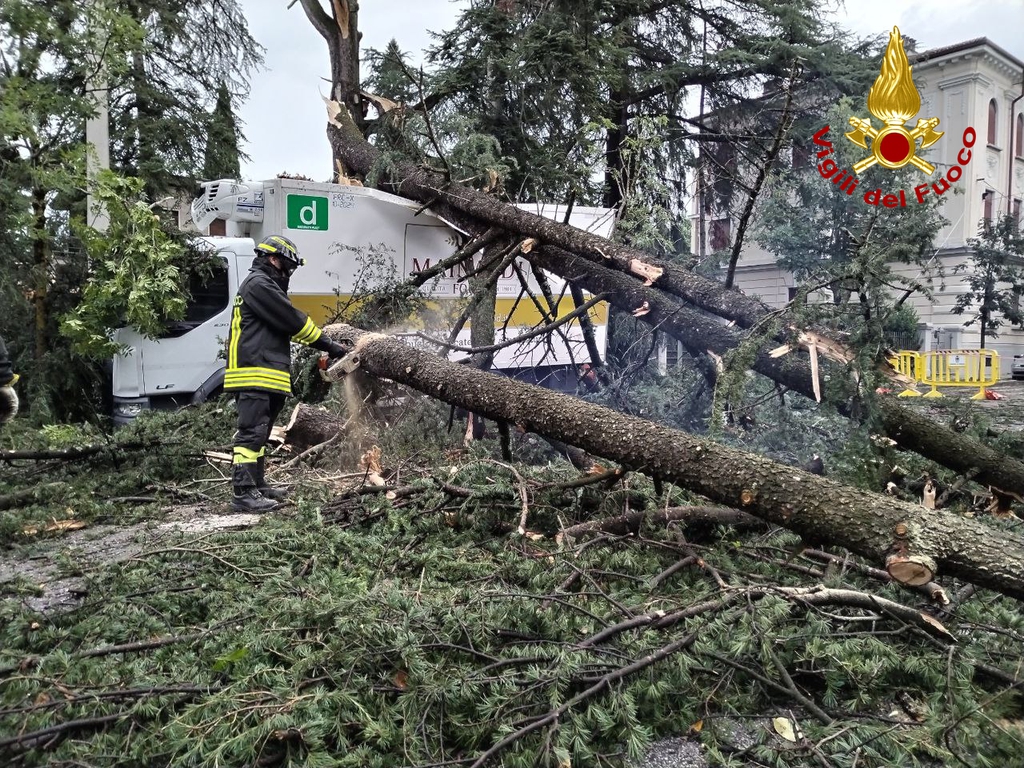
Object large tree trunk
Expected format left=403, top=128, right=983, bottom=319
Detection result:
left=325, top=323, right=1024, bottom=602
left=324, top=107, right=1024, bottom=498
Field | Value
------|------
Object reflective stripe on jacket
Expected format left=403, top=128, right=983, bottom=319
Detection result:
left=225, top=260, right=325, bottom=394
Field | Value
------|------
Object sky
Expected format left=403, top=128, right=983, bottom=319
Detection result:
left=236, top=0, right=1024, bottom=183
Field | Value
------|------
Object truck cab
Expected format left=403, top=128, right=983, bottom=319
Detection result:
left=112, top=238, right=253, bottom=424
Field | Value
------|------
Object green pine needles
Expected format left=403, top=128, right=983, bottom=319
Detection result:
left=2, top=404, right=1022, bottom=767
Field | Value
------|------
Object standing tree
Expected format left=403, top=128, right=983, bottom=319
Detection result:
left=0, top=0, right=137, bottom=366
left=0, top=0, right=261, bottom=420
left=364, top=39, right=418, bottom=105
left=953, top=213, right=1024, bottom=348
left=202, top=82, right=244, bottom=181
left=110, top=0, right=262, bottom=198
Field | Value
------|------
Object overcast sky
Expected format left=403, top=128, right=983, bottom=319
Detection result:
left=236, top=0, right=1024, bottom=183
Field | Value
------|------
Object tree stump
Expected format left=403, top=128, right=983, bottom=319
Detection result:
left=282, top=404, right=346, bottom=453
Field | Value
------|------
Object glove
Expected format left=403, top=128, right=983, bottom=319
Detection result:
left=0, top=385, right=18, bottom=425
left=324, top=339, right=348, bottom=362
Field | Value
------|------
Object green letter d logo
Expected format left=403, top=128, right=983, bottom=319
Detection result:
left=287, top=195, right=328, bottom=231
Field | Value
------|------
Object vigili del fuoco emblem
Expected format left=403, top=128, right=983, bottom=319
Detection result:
left=845, top=26, right=944, bottom=175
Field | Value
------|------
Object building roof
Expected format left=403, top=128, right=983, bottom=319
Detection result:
left=912, top=37, right=1024, bottom=72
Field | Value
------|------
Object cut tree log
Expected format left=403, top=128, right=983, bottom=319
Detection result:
left=283, top=403, right=348, bottom=453
left=324, top=103, right=1024, bottom=499
left=560, top=505, right=765, bottom=539
left=324, top=323, right=1024, bottom=602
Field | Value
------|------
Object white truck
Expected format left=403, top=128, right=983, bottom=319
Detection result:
left=111, top=177, right=614, bottom=424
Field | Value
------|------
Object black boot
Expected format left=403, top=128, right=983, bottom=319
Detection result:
left=232, top=460, right=278, bottom=512
left=232, top=486, right=279, bottom=512
left=256, top=456, right=289, bottom=501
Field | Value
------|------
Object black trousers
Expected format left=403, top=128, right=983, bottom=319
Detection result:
left=232, top=391, right=286, bottom=487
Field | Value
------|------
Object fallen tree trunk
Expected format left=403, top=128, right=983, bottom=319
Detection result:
left=560, top=505, right=765, bottom=538
left=528, top=248, right=1024, bottom=498
left=324, top=104, right=1024, bottom=499
left=326, top=323, right=1024, bottom=601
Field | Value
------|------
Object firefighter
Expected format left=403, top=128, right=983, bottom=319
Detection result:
left=226, top=235, right=347, bottom=512
left=0, top=335, right=18, bottom=426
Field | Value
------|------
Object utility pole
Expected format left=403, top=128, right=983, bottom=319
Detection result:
left=85, top=13, right=110, bottom=233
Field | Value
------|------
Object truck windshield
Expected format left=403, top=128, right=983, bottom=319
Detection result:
left=160, top=257, right=229, bottom=338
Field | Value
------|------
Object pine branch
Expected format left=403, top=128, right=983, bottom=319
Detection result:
left=468, top=631, right=699, bottom=768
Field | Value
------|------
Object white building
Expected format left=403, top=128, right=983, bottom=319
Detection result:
left=691, top=38, right=1024, bottom=374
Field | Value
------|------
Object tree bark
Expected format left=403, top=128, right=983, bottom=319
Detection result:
left=561, top=505, right=765, bottom=539
left=31, top=187, right=49, bottom=360
left=323, top=107, right=1024, bottom=498
left=466, top=249, right=500, bottom=440
left=324, top=323, right=1024, bottom=601
left=283, top=403, right=347, bottom=453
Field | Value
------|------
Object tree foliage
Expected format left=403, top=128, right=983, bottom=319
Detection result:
left=110, top=0, right=262, bottom=196
left=60, top=173, right=208, bottom=359
left=0, top=0, right=260, bottom=420
left=202, top=82, right=244, bottom=181
left=2, top=402, right=1024, bottom=767
left=426, top=0, right=867, bottom=210
left=953, top=213, right=1024, bottom=347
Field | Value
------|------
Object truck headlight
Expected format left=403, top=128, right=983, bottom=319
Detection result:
left=115, top=402, right=144, bottom=417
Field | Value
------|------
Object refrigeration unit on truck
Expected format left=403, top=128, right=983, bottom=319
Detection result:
left=111, top=177, right=615, bottom=424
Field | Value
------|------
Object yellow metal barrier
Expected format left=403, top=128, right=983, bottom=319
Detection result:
left=920, top=349, right=1000, bottom=400
left=887, top=350, right=923, bottom=397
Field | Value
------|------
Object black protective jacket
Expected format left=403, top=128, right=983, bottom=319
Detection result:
left=0, top=336, right=13, bottom=387
left=225, top=258, right=333, bottom=394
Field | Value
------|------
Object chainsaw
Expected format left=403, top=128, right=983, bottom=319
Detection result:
left=318, top=351, right=361, bottom=382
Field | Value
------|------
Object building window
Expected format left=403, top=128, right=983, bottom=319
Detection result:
left=1014, top=199, right=1022, bottom=228
left=787, top=286, right=799, bottom=302
left=1016, top=113, right=1023, bottom=157
left=710, top=218, right=731, bottom=251
left=983, top=192, right=994, bottom=228
left=988, top=99, right=998, bottom=146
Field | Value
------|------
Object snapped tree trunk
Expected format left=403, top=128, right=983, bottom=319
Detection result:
left=300, top=0, right=365, bottom=175
left=325, top=323, right=1024, bottom=602
left=324, top=106, right=1024, bottom=498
